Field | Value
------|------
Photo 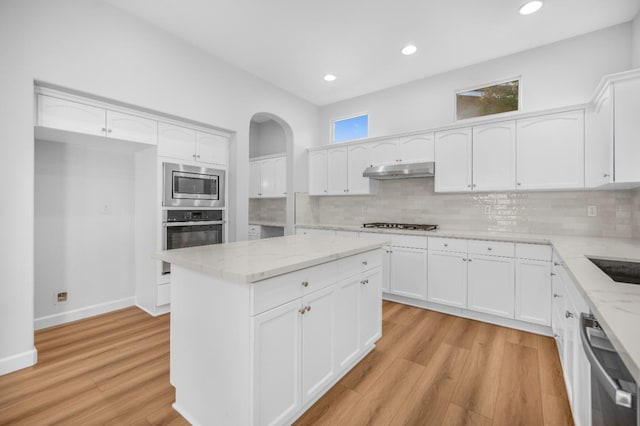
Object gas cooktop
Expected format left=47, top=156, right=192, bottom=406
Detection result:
left=362, top=223, right=439, bottom=231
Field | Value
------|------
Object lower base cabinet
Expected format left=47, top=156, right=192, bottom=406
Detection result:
left=467, top=254, right=515, bottom=318
left=515, top=258, right=552, bottom=325
left=427, top=250, right=467, bottom=308
left=389, top=246, right=427, bottom=300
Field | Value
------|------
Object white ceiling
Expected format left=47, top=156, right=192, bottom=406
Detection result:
left=105, top=0, right=640, bottom=106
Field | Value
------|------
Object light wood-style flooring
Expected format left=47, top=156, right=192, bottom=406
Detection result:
left=0, top=302, right=573, bottom=425
left=295, top=300, right=574, bottom=426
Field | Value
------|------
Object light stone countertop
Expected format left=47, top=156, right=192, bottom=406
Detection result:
left=155, top=234, right=389, bottom=284
left=297, top=223, right=640, bottom=383
left=249, top=221, right=287, bottom=228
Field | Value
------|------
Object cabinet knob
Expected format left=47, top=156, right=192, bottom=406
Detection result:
left=603, top=173, right=610, bottom=178
left=553, top=293, right=562, bottom=298
left=554, top=262, right=562, bottom=266
left=472, top=184, right=476, bottom=188
left=565, top=311, right=574, bottom=319
left=324, top=190, right=327, bottom=193
left=298, top=308, right=306, bottom=315
left=468, top=259, right=472, bottom=262
left=361, top=280, right=366, bottom=285
left=554, top=334, right=560, bottom=339
left=550, top=272, right=556, bottom=276
left=305, top=305, right=311, bottom=312
left=517, top=182, right=522, bottom=186
left=444, top=243, right=448, bottom=247
left=462, top=258, right=467, bottom=262
left=197, top=154, right=201, bottom=158
left=192, top=154, right=196, bottom=158
left=487, top=247, right=492, bottom=251
left=101, top=127, right=107, bottom=132
left=362, top=260, right=368, bottom=266
left=301, top=281, right=309, bottom=287
left=283, top=192, right=287, bottom=195
left=467, top=185, right=471, bottom=188
left=258, top=193, right=262, bottom=196
left=107, top=128, right=112, bottom=133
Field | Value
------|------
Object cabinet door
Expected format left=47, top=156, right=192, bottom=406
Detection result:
left=347, top=144, right=371, bottom=194
left=398, top=133, right=434, bottom=163
left=327, top=147, right=348, bottom=195
left=585, top=87, right=613, bottom=187
left=106, top=110, right=157, bottom=145
left=434, top=128, right=472, bottom=192
left=472, top=121, right=516, bottom=191
left=308, top=150, right=327, bottom=195
left=427, top=250, right=467, bottom=308
left=613, top=78, right=640, bottom=183
left=515, top=259, right=552, bottom=326
left=381, top=247, right=391, bottom=293
left=253, top=299, right=302, bottom=426
left=467, top=254, right=515, bottom=319
left=368, top=139, right=399, bottom=166
left=261, top=158, right=276, bottom=197
left=273, top=156, right=287, bottom=197
left=389, top=247, right=427, bottom=300
left=158, top=122, right=197, bottom=162
left=551, top=263, right=566, bottom=358
left=563, top=298, right=576, bottom=405
left=335, top=277, right=361, bottom=371
left=37, top=95, right=106, bottom=136
left=516, top=111, right=584, bottom=189
left=249, top=161, right=262, bottom=198
left=196, top=131, right=228, bottom=166
left=301, top=285, right=336, bottom=405
left=360, top=268, right=382, bottom=348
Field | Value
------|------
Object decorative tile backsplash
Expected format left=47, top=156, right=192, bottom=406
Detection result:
left=296, top=179, right=640, bottom=239
left=249, top=198, right=287, bottom=224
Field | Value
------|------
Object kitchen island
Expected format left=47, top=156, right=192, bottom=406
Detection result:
left=156, top=235, right=387, bottom=426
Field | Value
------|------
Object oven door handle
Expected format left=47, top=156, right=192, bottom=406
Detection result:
left=580, top=313, right=634, bottom=408
left=164, top=220, right=224, bottom=227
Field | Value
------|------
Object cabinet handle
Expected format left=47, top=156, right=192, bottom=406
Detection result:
left=462, top=258, right=467, bottom=262
left=565, top=311, right=574, bottom=319
left=467, top=185, right=471, bottom=188
left=107, top=128, right=112, bottom=133
left=324, top=189, right=327, bottom=193
left=101, top=127, right=107, bottom=132
left=468, top=259, right=472, bottom=262
left=553, top=293, right=562, bottom=298
left=487, top=247, right=492, bottom=251
left=517, top=182, right=522, bottom=186
left=258, top=193, right=262, bottom=196
left=197, top=154, right=201, bottom=158
left=550, top=272, right=556, bottom=276
left=299, top=307, right=306, bottom=315
left=192, top=154, right=196, bottom=158
left=554, top=262, right=562, bottom=266
left=444, top=243, right=448, bottom=247
left=301, top=281, right=309, bottom=287
left=361, top=280, right=366, bottom=285
left=362, top=260, right=368, bottom=266
left=603, top=173, right=610, bottom=178
left=305, top=305, right=311, bottom=312
left=472, top=184, right=476, bottom=188
left=554, top=334, right=560, bottom=339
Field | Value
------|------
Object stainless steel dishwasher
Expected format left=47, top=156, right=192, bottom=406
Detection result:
left=581, top=313, right=638, bottom=425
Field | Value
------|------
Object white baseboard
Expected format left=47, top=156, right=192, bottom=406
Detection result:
left=34, top=297, right=136, bottom=330
left=0, top=346, right=38, bottom=376
left=135, top=302, right=171, bottom=317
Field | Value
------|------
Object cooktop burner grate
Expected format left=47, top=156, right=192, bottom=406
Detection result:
left=362, top=223, right=439, bottom=231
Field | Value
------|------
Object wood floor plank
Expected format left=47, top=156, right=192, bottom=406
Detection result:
left=398, top=311, right=457, bottom=367
left=389, top=343, right=469, bottom=426
left=537, top=336, right=567, bottom=398
left=293, top=383, right=362, bottom=426
left=444, top=316, right=482, bottom=350
left=541, top=394, right=575, bottom=426
left=505, top=328, right=539, bottom=350
left=383, top=303, right=430, bottom=327
left=440, top=403, right=492, bottom=426
left=492, top=342, right=545, bottom=426
left=337, top=348, right=396, bottom=395
left=451, top=322, right=507, bottom=419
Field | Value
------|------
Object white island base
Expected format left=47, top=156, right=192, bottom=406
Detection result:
left=161, top=236, right=386, bottom=426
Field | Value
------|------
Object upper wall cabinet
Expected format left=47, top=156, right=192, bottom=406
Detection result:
left=327, top=146, right=348, bottom=195
left=37, top=95, right=158, bottom=145
left=250, top=155, right=286, bottom=198
left=347, top=144, right=371, bottom=194
left=516, top=110, right=584, bottom=190
left=308, top=150, right=328, bottom=195
left=434, top=128, right=472, bottom=192
left=308, top=146, right=378, bottom=196
left=368, top=133, right=434, bottom=166
left=472, top=121, right=516, bottom=191
left=586, top=76, right=640, bottom=186
left=158, top=122, right=227, bottom=167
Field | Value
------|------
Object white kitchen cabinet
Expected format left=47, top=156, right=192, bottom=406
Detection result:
left=398, top=133, right=435, bottom=163
left=472, top=121, right=516, bottom=191
left=381, top=247, right=391, bottom=293
left=434, top=128, right=472, bottom=192
left=613, top=78, right=640, bottom=183
left=196, top=131, right=228, bottom=167
left=158, top=122, right=197, bottom=162
left=389, top=246, right=427, bottom=300
left=515, top=258, right=552, bottom=326
left=347, top=144, right=371, bottom=194
left=301, top=285, right=337, bottom=405
left=368, top=139, right=399, bottom=166
left=249, top=155, right=287, bottom=198
left=253, top=299, right=302, bottom=426
left=427, top=250, right=467, bottom=308
left=327, top=146, right=348, bottom=195
left=585, top=86, right=614, bottom=187
left=551, top=258, right=567, bottom=357
left=295, top=228, right=335, bottom=236
left=335, top=276, right=361, bottom=370
left=360, top=268, right=382, bottom=348
left=516, top=110, right=585, bottom=190
left=308, top=150, right=328, bottom=195
left=467, top=254, right=515, bottom=319
left=106, top=110, right=158, bottom=145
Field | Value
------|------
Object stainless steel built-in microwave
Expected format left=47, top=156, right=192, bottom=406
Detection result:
left=163, top=162, right=225, bottom=208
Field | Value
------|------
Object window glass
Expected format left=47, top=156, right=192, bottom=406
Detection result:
left=333, top=114, right=368, bottom=142
left=456, top=80, right=519, bottom=120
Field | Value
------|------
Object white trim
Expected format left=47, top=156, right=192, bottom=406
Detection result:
left=454, top=75, right=522, bottom=122
left=136, top=302, right=171, bottom=317
left=34, top=297, right=136, bottom=330
left=0, top=347, right=38, bottom=376
left=248, top=152, right=287, bottom=162
left=331, top=112, right=369, bottom=143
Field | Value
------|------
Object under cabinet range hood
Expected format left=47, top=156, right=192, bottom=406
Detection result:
left=362, top=162, right=435, bottom=180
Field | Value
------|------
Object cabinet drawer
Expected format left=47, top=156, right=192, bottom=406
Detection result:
left=516, top=243, right=552, bottom=261
left=251, top=260, right=338, bottom=315
left=157, top=283, right=170, bottom=306
left=428, top=237, right=467, bottom=253
left=389, top=234, right=427, bottom=249
left=248, top=225, right=261, bottom=234
left=338, top=250, right=383, bottom=276
left=467, top=240, right=515, bottom=257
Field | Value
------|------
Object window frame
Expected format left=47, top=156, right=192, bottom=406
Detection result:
left=331, top=112, right=369, bottom=143
left=454, top=76, right=522, bottom=122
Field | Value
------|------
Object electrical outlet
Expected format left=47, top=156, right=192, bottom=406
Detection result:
left=587, top=205, right=597, bottom=217
left=54, top=291, right=68, bottom=304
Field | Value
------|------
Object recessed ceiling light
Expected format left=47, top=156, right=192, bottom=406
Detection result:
left=324, top=74, right=336, bottom=82
left=401, top=45, right=417, bottom=56
left=519, top=0, right=543, bottom=15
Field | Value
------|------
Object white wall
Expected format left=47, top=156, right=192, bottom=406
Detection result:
left=249, top=120, right=287, bottom=158
left=632, top=12, right=640, bottom=68
left=0, top=0, right=318, bottom=374
left=35, top=141, right=136, bottom=325
left=318, top=23, right=633, bottom=144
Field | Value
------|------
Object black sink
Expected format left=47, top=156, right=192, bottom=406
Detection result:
left=588, top=258, right=640, bottom=285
